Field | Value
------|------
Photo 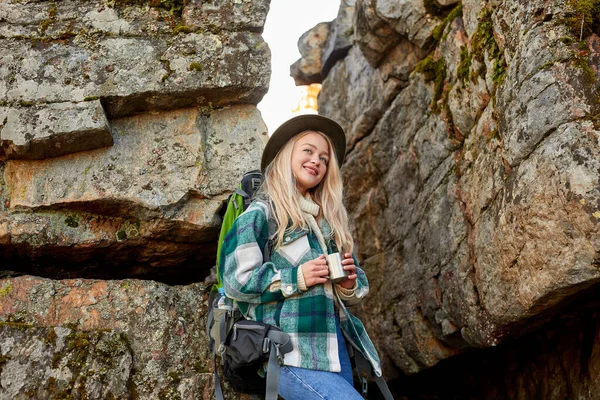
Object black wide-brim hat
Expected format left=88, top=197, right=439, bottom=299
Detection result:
left=261, top=114, right=347, bottom=172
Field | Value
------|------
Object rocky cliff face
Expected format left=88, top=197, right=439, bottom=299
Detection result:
left=294, top=0, right=600, bottom=397
left=0, top=0, right=269, bottom=397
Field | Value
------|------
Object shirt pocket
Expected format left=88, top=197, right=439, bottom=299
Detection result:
left=277, top=232, right=310, bottom=266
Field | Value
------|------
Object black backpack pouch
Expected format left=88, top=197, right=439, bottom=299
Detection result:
left=222, top=320, right=280, bottom=394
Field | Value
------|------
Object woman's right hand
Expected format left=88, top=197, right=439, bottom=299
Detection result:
left=301, top=255, right=329, bottom=287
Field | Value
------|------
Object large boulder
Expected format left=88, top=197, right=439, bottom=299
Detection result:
left=0, top=0, right=270, bottom=283
left=316, top=0, right=600, bottom=391
left=0, top=276, right=223, bottom=398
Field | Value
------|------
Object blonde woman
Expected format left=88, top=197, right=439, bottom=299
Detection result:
left=222, top=115, right=388, bottom=399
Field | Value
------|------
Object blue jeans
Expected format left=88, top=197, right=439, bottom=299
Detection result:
left=278, top=318, right=362, bottom=399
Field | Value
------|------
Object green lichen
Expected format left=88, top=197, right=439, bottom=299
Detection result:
left=193, top=361, right=208, bottom=373
left=566, top=0, right=600, bottom=37
left=414, top=55, right=447, bottom=112
left=471, top=7, right=506, bottom=84
left=0, top=283, right=12, bottom=298
left=457, top=45, right=471, bottom=83
left=160, top=59, right=174, bottom=82
left=158, top=386, right=182, bottom=400
left=173, top=25, right=192, bottom=35
left=83, top=96, right=99, bottom=101
left=112, top=0, right=186, bottom=17
left=45, top=329, right=58, bottom=347
left=188, top=62, right=203, bottom=72
left=116, top=230, right=127, bottom=241
left=115, top=219, right=140, bottom=242
left=432, top=3, right=463, bottom=42
left=573, top=55, right=597, bottom=83
left=40, top=19, right=53, bottom=34
left=64, top=215, right=79, bottom=228
left=18, top=100, right=35, bottom=107
left=167, top=371, right=181, bottom=384
left=0, top=354, right=10, bottom=374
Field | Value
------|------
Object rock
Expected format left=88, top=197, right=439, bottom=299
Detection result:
left=374, top=0, right=439, bottom=48
left=0, top=276, right=217, bottom=398
left=318, top=0, right=600, bottom=384
left=318, top=46, right=390, bottom=151
left=0, top=101, right=112, bottom=160
left=321, top=0, right=356, bottom=77
left=0, top=0, right=271, bottom=118
left=183, top=0, right=270, bottom=33
left=290, top=22, right=331, bottom=86
left=0, top=323, right=133, bottom=399
left=354, top=0, right=402, bottom=67
left=0, top=105, right=267, bottom=282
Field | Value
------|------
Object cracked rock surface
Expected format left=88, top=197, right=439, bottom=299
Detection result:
left=293, top=0, right=600, bottom=394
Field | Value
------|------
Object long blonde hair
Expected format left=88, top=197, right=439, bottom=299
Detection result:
left=260, top=131, right=354, bottom=253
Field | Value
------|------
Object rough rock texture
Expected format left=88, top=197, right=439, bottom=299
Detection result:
left=290, top=22, right=331, bottom=86
left=0, top=276, right=246, bottom=399
left=0, top=0, right=270, bottom=283
left=294, top=0, right=600, bottom=396
left=321, top=0, right=356, bottom=77
left=1, top=100, right=112, bottom=160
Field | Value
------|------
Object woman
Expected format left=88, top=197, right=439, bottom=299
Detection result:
left=221, top=114, right=385, bottom=399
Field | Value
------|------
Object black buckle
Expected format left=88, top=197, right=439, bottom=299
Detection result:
left=361, top=376, right=368, bottom=398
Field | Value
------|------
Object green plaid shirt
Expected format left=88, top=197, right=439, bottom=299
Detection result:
left=222, top=200, right=382, bottom=376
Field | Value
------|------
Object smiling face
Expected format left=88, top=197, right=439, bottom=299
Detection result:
left=291, top=131, right=330, bottom=196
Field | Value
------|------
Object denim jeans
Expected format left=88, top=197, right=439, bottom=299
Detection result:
left=278, top=318, right=362, bottom=400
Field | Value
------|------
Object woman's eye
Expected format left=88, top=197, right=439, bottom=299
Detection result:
left=304, top=149, right=312, bottom=154
left=320, top=157, right=328, bottom=164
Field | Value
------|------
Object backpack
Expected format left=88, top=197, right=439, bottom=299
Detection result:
left=215, top=169, right=264, bottom=289
left=207, top=170, right=293, bottom=400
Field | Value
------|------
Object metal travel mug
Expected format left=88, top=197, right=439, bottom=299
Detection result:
left=326, top=252, right=348, bottom=283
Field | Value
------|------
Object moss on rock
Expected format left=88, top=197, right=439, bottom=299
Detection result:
left=432, top=4, right=463, bottom=42
left=471, top=7, right=506, bottom=85
left=415, top=55, right=447, bottom=112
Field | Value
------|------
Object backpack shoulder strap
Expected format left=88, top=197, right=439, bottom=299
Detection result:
left=253, top=198, right=277, bottom=262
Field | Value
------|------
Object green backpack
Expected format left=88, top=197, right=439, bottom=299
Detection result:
left=215, top=169, right=264, bottom=288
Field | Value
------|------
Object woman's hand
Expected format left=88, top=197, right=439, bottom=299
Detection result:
left=301, top=255, right=329, bottom=287
left=338, top=253, right=358, bottom=289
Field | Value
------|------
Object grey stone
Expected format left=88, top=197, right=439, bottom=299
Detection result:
left=318, top=0, right=600, bottom=380
left=0, top=276, right=221, bottom=398
left=0, top=31, right=270, bottom=118
left=0, top=100, right=112, bottom=160
left=1, top=105, right=267, bottom=274
left=319, top=46, right=389, bottom=151
left=375, top=0, right=439, bottom=48
left=354, top=0, right=402, bottom=67
left=321, top=0, right=356, bottom=77
left=182, top=0, right=270, bottom=33
left=0, top=323, right=133, bottom=399
left=290, top=22, right=330, bottom=85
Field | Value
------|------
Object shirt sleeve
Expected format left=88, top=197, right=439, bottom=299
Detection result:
left=221, top=203, right=299, bottom=304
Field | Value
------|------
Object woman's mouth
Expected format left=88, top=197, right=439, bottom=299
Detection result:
left=304, top=166, right=318, bottom=176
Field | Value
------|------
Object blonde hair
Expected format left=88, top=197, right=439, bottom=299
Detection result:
left=261, top=131, right=354, bottom=253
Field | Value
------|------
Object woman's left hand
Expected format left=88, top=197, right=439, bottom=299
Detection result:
left=339, top=253, right=357, bottom=289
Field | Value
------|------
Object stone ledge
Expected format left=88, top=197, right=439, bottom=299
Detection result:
left=0, top=100, right=112, bottom=160
left=0, top=31, right=270, bottom=118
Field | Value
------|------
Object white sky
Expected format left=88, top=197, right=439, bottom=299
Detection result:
left=258, top=0, right=341, bottom=135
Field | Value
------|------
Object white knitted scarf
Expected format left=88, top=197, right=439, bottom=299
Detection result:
left=298, top=195, right=328, bottom=254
